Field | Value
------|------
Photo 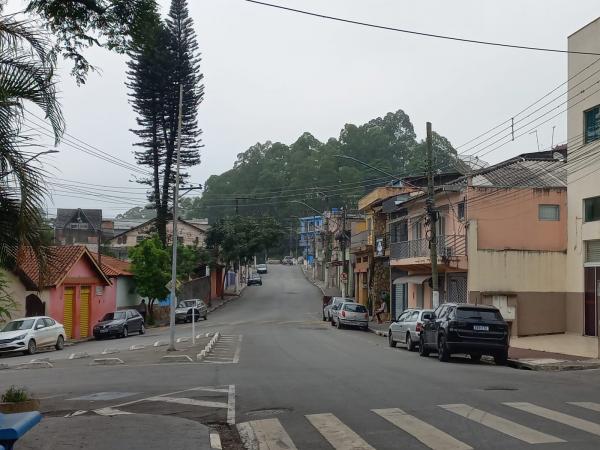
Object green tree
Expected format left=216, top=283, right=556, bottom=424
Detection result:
left=129, top=236, right=170, bottom=320
left=0, top=272, right=17, bottom=322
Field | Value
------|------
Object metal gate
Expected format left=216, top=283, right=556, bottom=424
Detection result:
left=79, top=286, right=91, bottom=338
left=392, top=282, right=407, bottom=319
left=63, top=287, right=74, bottom=339
left=447, top=274, right=467, bottom=303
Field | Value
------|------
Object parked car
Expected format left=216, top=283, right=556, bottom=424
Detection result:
left=334, top=302, right=369, bottom=330
left=256, top=264, right=268, bottom=274
left=388, top=308, right=433, bottom=351
left=323, top=296, right=355, bottom=322
left=282, top=256, right=294, bottom=265
left=94, top=310, right=145, bottom=339
left=247, top=273, right=263, bottom=286
left=0, top=316, right=65, bottom=355
left=175, top=299, right=208, bottom=323
left=419, top=303, right=510, bottom=365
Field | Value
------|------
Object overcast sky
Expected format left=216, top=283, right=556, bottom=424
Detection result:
left=27, top=0, right=600, bottom=217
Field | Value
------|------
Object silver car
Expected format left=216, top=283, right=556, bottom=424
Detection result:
left=323, top=297, right=355, bottom=322
left=334, top=302, right=369, bottom=330
left=388, top=308, right=433, bottom=351
left=0, top=316, right=66, bottom=355
left=175, top=299, right=208, bottom=323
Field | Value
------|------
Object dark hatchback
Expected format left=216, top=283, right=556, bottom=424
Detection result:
left=419, top=303, right=509, bottom=365
left=93, top=310, right=145, bottom=339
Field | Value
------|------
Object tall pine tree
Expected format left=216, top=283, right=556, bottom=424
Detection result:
left=127, top=0, right=203, bottom=245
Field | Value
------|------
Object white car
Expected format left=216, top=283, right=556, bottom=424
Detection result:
left=333, top=302, right=369, bottom=331
left=0, top=316, right=66, bottom=355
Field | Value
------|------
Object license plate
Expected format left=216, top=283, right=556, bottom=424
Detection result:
left=99, top=329, right=108, bottom=333
left=473, top=325, right=489, bottom=331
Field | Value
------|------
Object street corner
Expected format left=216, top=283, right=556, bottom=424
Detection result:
left=17, top=413, right=213, bottom=450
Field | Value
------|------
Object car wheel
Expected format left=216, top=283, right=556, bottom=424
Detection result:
left=336, top=319, right=343, bottom=329
left=419, top=336, right=430, bottom=357
left=139, top=324, right=145, bottom=335
left=388, top=332, right=397, bottom=348
left=494, top=351, right=508, bottom=366
left=122, top=327, right=128, bottom=338
left=55, top=335, right=65, bottom=350
left=438, top=334, right=450, bottom=362
left=203, top=314, right=208, bottom=320
left=27, top=339, right=37, bottom=355
left=470, top=353, right=482, bottom=362
left=330, top=317, right=335, bottom=326
left=406, top=333, right=416, bottom=352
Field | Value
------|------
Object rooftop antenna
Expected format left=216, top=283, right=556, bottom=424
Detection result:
left=530, top=130, right=540, bottom=151
left=551, top=125, right=556, bottom=148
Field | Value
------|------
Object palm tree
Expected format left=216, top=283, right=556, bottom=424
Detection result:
left=0, top=5, right=63, bottom=277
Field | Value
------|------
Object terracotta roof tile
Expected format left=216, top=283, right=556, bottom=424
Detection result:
left=92, top=254, right=132, bottom=277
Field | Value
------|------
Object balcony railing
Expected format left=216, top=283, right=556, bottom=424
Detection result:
left=351, top=230, right=369, bottom=250
left=390, top=235, right=466, bottom=260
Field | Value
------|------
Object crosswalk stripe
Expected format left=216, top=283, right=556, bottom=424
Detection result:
left=237, top=418, right=298, bottom=450
left=569, top=402, right=600, bottom=413
left=373, top=408, right=472, bottom=450
left=441, top=404, right=564, bottom=444
left=306, top=413, right=375, bottom=450
left=505, top=402, right=600, bottom=436
left=146, top=396, right=228, bottom=409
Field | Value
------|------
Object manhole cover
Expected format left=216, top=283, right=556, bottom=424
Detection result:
left=482, top=386, right=519, bottom=391
left=246, top=408, right=292, bottom=418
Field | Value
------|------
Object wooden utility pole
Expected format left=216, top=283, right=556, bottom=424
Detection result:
left=341, top=207, right=349, bottom=296
left=426, top=122, right=439, bottom=308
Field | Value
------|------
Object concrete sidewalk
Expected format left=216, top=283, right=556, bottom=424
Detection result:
left=17, top=414, right=213, bottom=450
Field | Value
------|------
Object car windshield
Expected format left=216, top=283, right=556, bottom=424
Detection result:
left=2, top=319, right=35, bottom=332
left=344, top=304, right=367, bottom=313
left=102, top=312, right=126, bottom=321
left=179, top=301, right=196, bottom=308
left=456, top=308, right=503, bottom=321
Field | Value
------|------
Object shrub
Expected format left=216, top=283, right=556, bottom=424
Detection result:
left=1, top=386, right=30, bottom=403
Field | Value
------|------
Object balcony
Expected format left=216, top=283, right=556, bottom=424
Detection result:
left=351, top=230, right=370, bottom=252
left=390, top=235, right=467, bottom=270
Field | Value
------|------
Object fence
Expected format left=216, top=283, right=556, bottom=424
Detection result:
left=390, top=235, right=466, bottom=260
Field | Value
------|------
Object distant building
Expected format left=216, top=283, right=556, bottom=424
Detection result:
left=107, top=217, right=207, bottom=259
left=298, top=216, right=323, bottom=265
left=54, top=208, right=102, bottom=252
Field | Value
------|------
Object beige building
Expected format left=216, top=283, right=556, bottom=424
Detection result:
left=107, top=218, right=207, bottom=259
left=566, top=17, right=600, bottom=339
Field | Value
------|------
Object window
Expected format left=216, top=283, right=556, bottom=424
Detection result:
left=44, top=318, right=56, bottom=327
left=456, top=307, right=503, bottom=321
left=409, top=311, right=419, bottom=321
left=126, top=311, right=134, bottom=319
left=344, top=304, right=367, bottom=313
left=457, top=202, right=465, bottom=220
left=584, top=196, right=600, bottom=222
left=70, top=223, right=79, bottom=229
left=136, top=235, right=147, bottom=243
left=584, top=105, right=600, bottom=144
left=585, top=240, right=600, bottom=264
left=34, top=319, right=46, bottom=329
left=539, top=204, right=560, bottom=221
left=412, top=221, right=422, bottom=240
left=397, top=311, right=410, bottom=322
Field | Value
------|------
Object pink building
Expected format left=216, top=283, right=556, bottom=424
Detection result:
left=14, top=246, right=113, bottom=339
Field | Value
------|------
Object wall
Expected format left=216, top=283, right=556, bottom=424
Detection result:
left=468, top=220, right=567, bottom=336
left=116, top=277, right=140, bottom=308
left=180, top=276, right=211, bottom=302
left=566, top=18, right=600, bottom=334
left=469, top=187, right=567, bottom=251
left=1, top=270, right=51, bottom=322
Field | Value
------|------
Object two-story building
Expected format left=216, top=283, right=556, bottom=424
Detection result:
left=388, top=150, right=567, bottom=337
left=54, top=208, right=102, bottom=252
left=298, top=215, right=323, bottom=266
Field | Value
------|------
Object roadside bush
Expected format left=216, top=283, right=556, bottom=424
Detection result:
left=1, top=386, right=30, bottom=403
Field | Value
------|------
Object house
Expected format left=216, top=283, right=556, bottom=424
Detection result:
left=566, top=17, right=600, bottom=340
left=107, top=217, right=207, bottom=259
left=92, top=254, right=141, bottom=309
left=7, top=246, right=114, bottom=339
left=54, top=208, right=102, bottom=252
left=388, top=149, right=567, bottom=337
left=298, top=215, right=323, bottom=266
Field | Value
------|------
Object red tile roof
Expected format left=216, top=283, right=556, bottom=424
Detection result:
left=92, top=254, right=132, bottom=277
left=17, top=245, right=110, bottom=289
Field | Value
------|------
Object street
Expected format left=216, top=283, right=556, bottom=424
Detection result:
left=3, top=264, right=600, bottom=449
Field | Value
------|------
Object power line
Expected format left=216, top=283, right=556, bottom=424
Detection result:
left=243, top=0, right=600, bottom=56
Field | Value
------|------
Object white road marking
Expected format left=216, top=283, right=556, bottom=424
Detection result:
left=237, top=419, right=297, bottom=450
left=441, top=404, right=563, bottom=444
left=228, top=384, right=236, bottom=425
left=569, top=402, right=600, bottom=413
left=233, top=335, right=243, bottom=363
left=505, top=402, right=600, bottom=436
left=210, top=431, right=223, bottom=449
left=94, top=407, right=133, bottom=416
left=373, top=408, right=472, bottom=449
left=306, top=413, right=375, bottom=450
left=65, top=410, right=87, bottom=417
left=146, top=396, right=228, bottom=409
left=190, top=387, right=230, bottom=393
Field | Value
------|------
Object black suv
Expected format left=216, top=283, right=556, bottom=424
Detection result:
left=419, top=303, right=509, bottom=365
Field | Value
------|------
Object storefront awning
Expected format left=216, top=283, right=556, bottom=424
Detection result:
left=393, top=275, right=431, bottom=285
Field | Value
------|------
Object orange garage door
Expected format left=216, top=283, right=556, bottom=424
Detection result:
left=79, top=286, right=91, bottom=339
left=63, top=287, right=74, bottom=339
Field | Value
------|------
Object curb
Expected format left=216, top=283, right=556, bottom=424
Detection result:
left=14, top=361, right=53, bottom=370
left=300, top=267, right=326, bottom=296
left=507, top=358, right=600, bottom=371
left=91, top=358, right=124, bottom=366
left=161, top=355, right=193, bottom=363
left=368, top=326, right=389, bottom=338
left=68, top=352, right=90, bottom=360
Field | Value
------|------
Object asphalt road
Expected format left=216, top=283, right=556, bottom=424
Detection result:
left=4, top=265, right=600, bottom=450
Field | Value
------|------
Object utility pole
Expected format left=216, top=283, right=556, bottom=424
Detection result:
left=426, top=122, right=439, bottom=308
left=168, top=84, right=184, bottom=352
left=235, top=198, right=239, bottom=215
